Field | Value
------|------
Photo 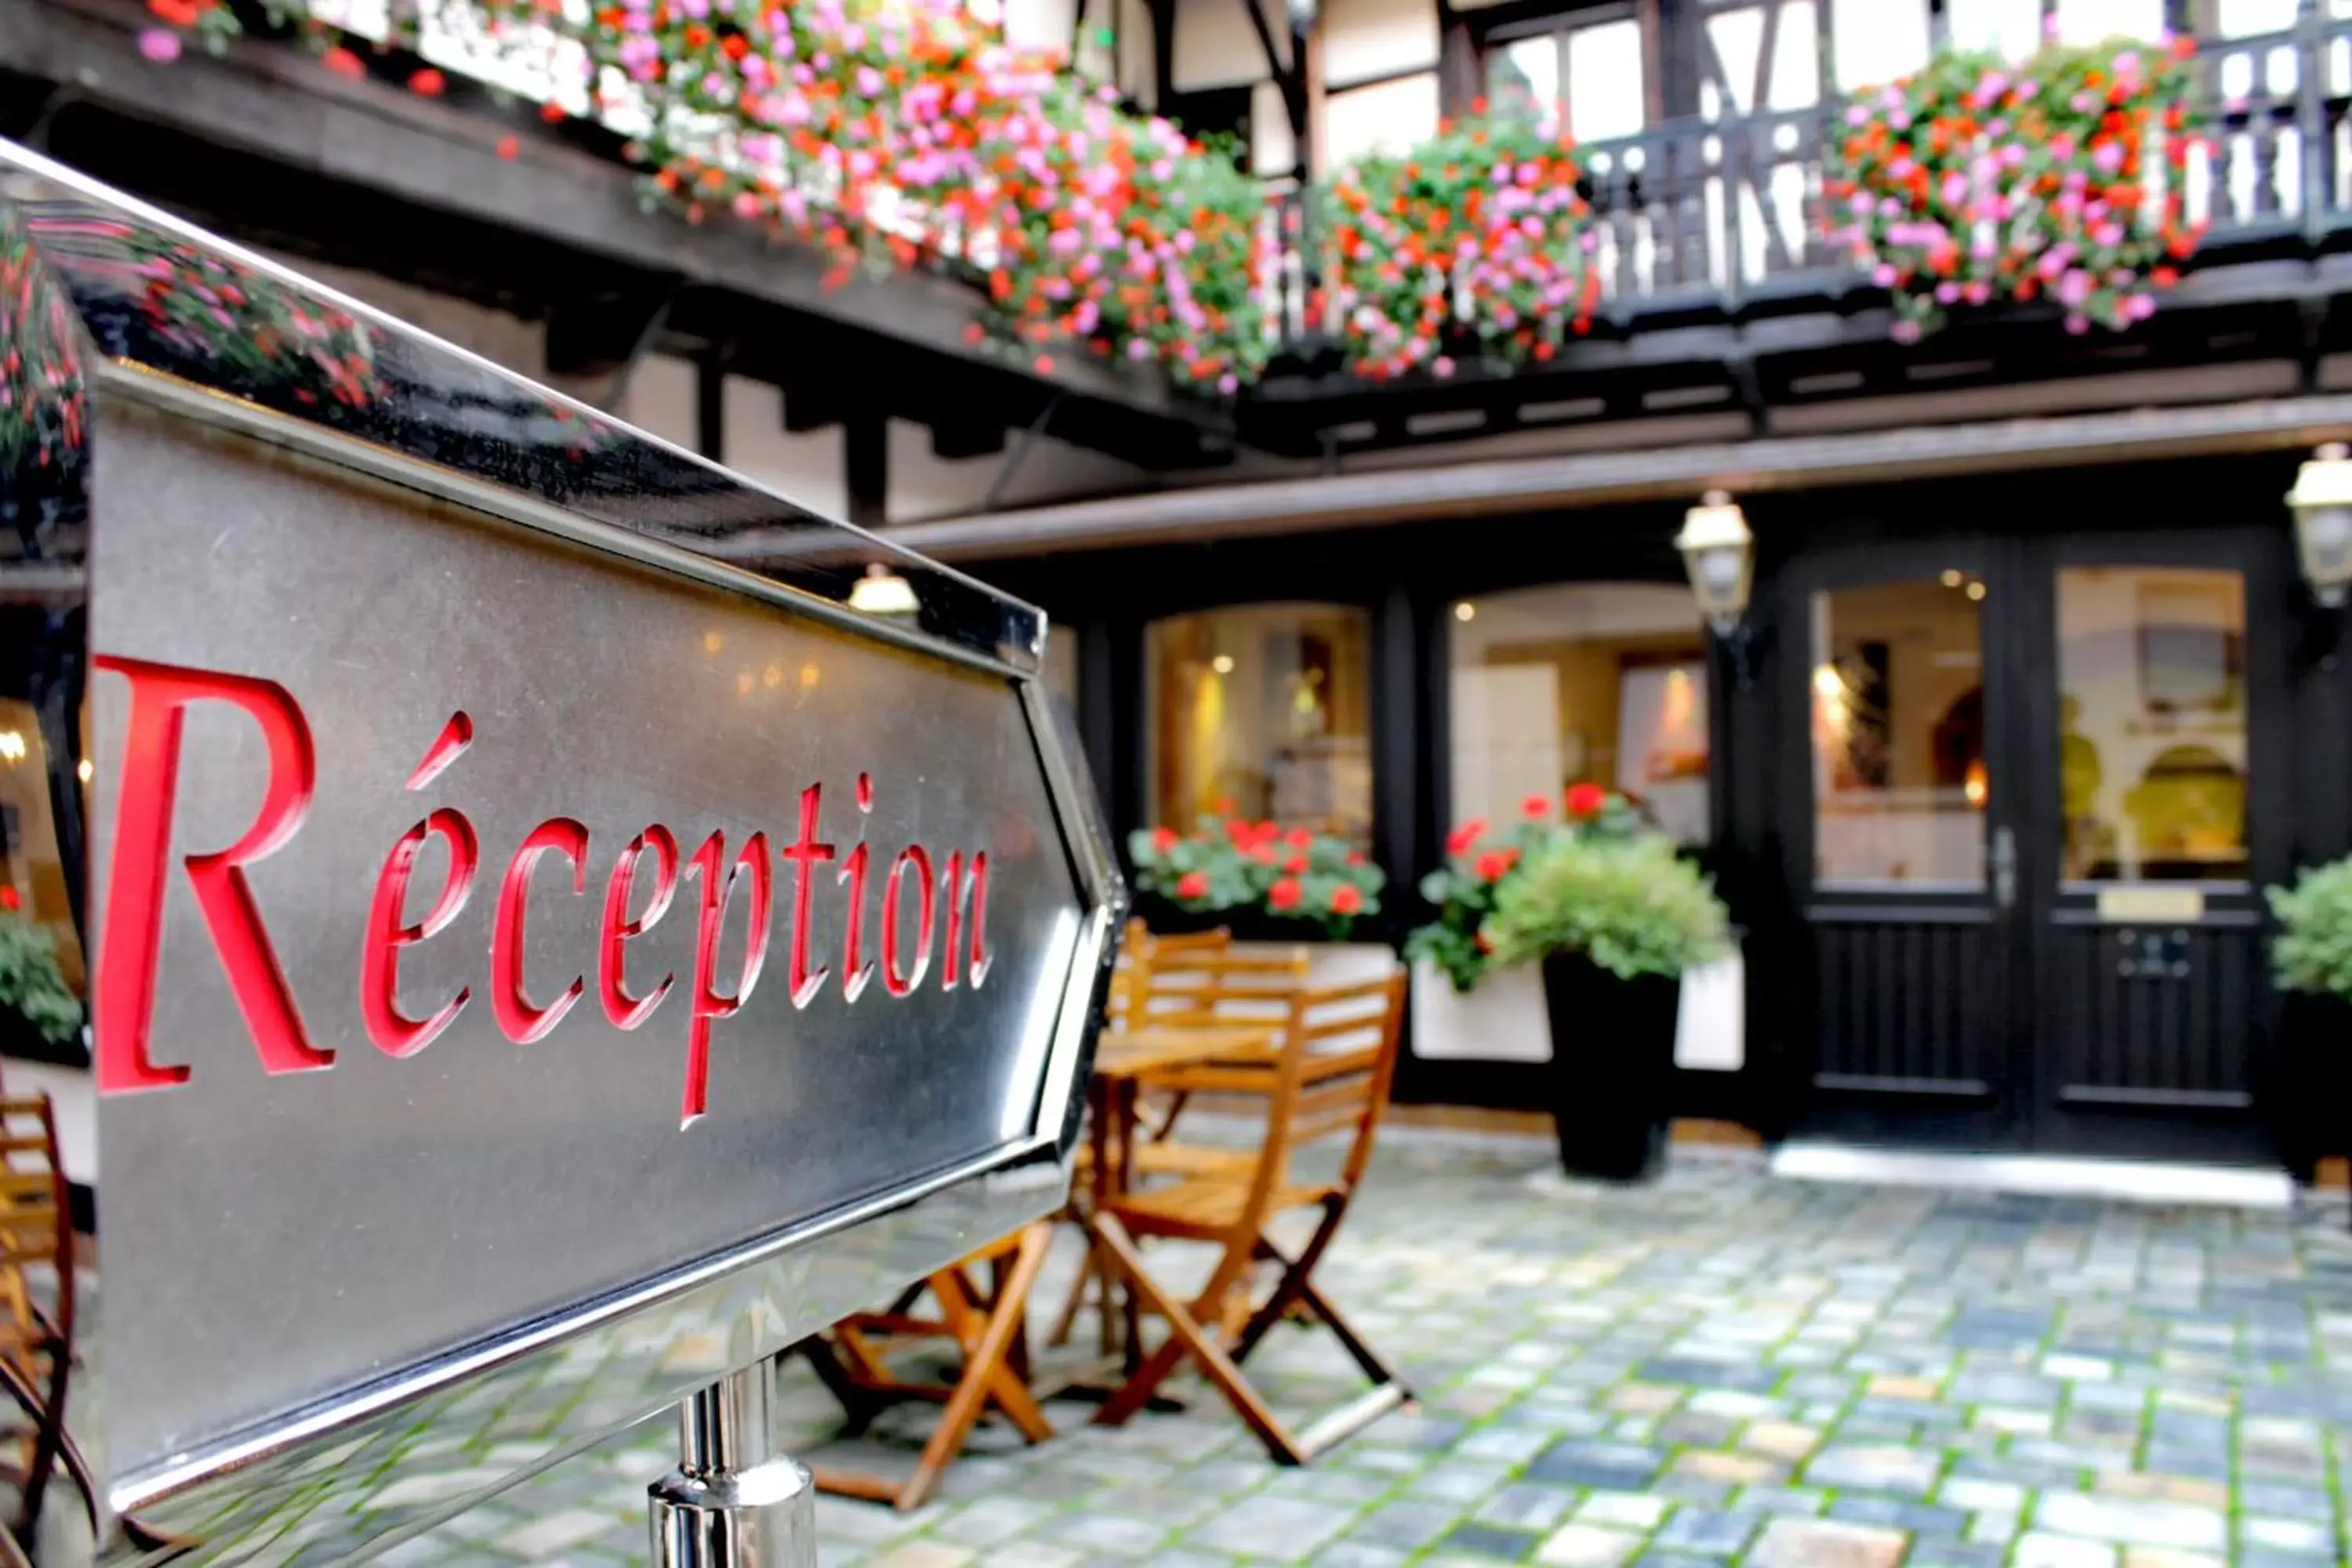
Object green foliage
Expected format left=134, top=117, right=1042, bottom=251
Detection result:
left=1481, top=833, right=1730, bottom=982
left=2268, top=855, right=2352, bottom=1004
left=1405, top=788, right=1646, bottom=993
left=0, top=916, right=81, bottom=1048
left=1127, top=812, right=1385, bottom=938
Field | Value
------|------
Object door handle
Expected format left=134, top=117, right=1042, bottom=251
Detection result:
left=1990, top=826, right=2016, bottom=912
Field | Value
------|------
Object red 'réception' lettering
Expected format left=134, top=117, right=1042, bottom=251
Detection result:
left=93, top=655, right=324, bottom=1092
left=682, top=831, right=772, bottom=1127
left=363, top=807, right=480, bottom=1058
left=599, top=826, right=680, bottom=1032
left=492, top=818, right=591, bottom=1044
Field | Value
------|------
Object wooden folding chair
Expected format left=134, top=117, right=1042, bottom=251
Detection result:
left=0, top=1090, right=82, bottom=1551
left=1087, top=968, right=1411, bottom=1465
left=1050, top=940, right=1303, bottom=1352
left=801, top=1221, right=1054, bottom=1512
left=1105, top=920, right=1232, bottom=1029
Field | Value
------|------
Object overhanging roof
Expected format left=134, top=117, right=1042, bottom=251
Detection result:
left=875, top=394, right=2352, bottom=561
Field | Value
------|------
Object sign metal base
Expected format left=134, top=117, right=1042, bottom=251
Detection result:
left=647, top=1366, right=817, bottom=1568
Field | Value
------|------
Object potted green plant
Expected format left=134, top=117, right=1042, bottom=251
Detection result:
left=2266, top=857, right=2352, bottom=1183
left=0, top=912, right=82, bottom=1063
left=1481, top=826, right=1730, bottom=1181
left=1404, top=784, right=1646, bottom=1064
left=1127, top=810, right=1386, bottom=941
left=2270, top=855, right=2352, bottom=1004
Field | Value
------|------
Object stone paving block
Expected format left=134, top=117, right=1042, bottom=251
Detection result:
left=1574, top=1491, right=1669, bottom=1530
left=1802, top=1442, right=1944, bottom=1495
left=2013, top=1531, right=2122, bottom=1568
left=2034, top=1490, right=2227, bottom=1552
left=1440, top=1521, right=1544, bottom=1560
left=1532, top=1523, right=1646, bottom=1567
left=1744, top=1518, right=1906, bottom=1568
left=1186, top=1494, right=1358, bottom=1558
left=1649, top=1507, right=1758, bottom=1555
left=1523, top=1440, right=1667, bottom=1490
left=862, top=1544, right=976, bottom=1568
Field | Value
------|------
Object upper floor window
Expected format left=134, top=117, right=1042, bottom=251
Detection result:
left=1146, top=604, right=1374, bottom=840
left=1483, top=1, right=1655, bottom=142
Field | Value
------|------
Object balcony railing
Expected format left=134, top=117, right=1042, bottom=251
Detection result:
left=1256, top=13, right=2352, bottom=368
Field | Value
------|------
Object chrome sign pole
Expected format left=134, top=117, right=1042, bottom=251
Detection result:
left=648, top=1366, right=817, bottom=1568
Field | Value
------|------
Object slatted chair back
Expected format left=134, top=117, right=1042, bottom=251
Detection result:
left=1106, top=921, right=1232, bottom=1025
left=1124, top=945, right=1308, bottom=1041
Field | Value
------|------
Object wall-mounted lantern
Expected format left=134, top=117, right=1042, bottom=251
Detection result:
left=2287, top=442, right=2352, bottom=608
left=1676, top=488, right=1755, bottom=637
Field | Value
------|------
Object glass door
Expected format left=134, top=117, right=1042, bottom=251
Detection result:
left=2020, top=535, right=2285, bottom=1163
left=1782, top=540, right=2027, bottom=1148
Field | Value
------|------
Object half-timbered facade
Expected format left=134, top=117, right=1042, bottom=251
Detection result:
left=6, top=0, right=2352, bottom=1182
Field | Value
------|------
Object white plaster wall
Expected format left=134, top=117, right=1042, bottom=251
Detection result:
left=1323, top=0, right=1438, bottom=86
left=1174, top=0, right=1278, bottom=88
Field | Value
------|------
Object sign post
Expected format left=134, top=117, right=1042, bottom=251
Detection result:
left=0, top=140, right=1118, bottom=1566
left=649, top=1367, right=818, bottom=1568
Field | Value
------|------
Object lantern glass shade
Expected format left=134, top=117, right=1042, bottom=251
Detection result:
left=2298, top=503, right=2352, bottom=608
left=1676, top=492, right=1754, bottom=636
left=2288, top=445, right=2352, bottom=608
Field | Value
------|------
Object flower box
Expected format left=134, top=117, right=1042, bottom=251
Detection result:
left=1408, top=957, right=1550, bottom=1064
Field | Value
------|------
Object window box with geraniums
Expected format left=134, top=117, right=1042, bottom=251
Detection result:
left=1127, top=811, right=1385, bottom=940
left=1824, top=33, right=2205, bottom=343
left=1411, top=786, right=1729, bottom=1181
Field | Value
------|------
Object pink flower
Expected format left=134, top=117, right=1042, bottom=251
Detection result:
left=136, top=27, right=181, bottom=61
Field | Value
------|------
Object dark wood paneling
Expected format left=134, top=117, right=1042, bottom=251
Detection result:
left=2048, top=923, right=2260, bottom=1109
left=1806, top=915, right=1998, bottom=1099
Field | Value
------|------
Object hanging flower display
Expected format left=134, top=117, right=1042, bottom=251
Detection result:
left=1127, top=812, right=1386, bottom=939
left=1321, top=107, right=1601, bottom=381
left=464, top=0, right=1273, bottom=390
left=1824, top=34, right=2206, bottom=340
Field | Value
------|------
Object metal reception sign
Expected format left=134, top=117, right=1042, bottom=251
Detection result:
left=0, top=143, right=1118, bottom=1564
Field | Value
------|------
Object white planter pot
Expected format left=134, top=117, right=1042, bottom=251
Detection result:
left=1409, top=957, right=1552, bottom=1062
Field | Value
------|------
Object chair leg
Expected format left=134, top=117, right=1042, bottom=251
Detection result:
left=1086, top=1215, right=1305, bottom=1465
left=793, top=1334, right=882, bottom=1435
left=896, top=1224, right=1056, bottom=1511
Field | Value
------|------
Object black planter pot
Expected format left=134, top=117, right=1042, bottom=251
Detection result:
left=1539, top=952, right=1679, bottom=1182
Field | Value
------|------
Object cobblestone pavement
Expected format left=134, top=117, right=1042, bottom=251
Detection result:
left=397, top=1138, right=2352, bottom=1568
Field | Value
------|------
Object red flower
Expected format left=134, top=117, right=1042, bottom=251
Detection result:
left=0, top=887, right=18, bottom=912
left=1150, top=826, right=1178, bottom=853
left=408, top=67, right=447, bottom=96
left=1474, top=848, right=1517, bottom=882
left=1445, top=818, right=1488, bottom=857
left=1214, top=797, right=1236, bottom=814
left=147, top=0, right=202, bottom=25
left=1256, top=820, right=1279, bottom=846
left=1285, top=853, right=1308, bottom=873
left=1175, top=870, right=1210, bottom=900
left=1225, top=818, right=1254, bottom=848
left=1521, top=793, right=1551, bottom=820
left=1269, top=877, right=1303, bottom=912
left=1252, top=844, right=1279, bottom=866
left=1565, top=782, right=1608, bottom=818
left=321, top=45, right=365, bottom=80
left=1286, top=827, right=1314, bottom=849
left=1329, top=884, right=1363, bottom=915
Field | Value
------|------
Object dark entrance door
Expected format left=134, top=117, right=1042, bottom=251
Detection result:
left=1782, top=528, right=2283, bottom=1162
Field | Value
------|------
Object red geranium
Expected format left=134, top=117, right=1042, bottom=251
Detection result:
left=1521, top=793, right=1551, bottom=820
left=1474, top=848, right=1518, bottom=882
left=1151, top=826, right=1179, bottom=852
left=1269, top=877, right=1303, bottom=912
left=1175, top=870, right=1210, bottom=900
left=1565, top=782, right=1607, bottom=818
left=1287, top=827, right=1314, bottom=849
left=1329, top=884, right=1363, bottom=915
left=1445, top=818, right=1489, bottom=858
